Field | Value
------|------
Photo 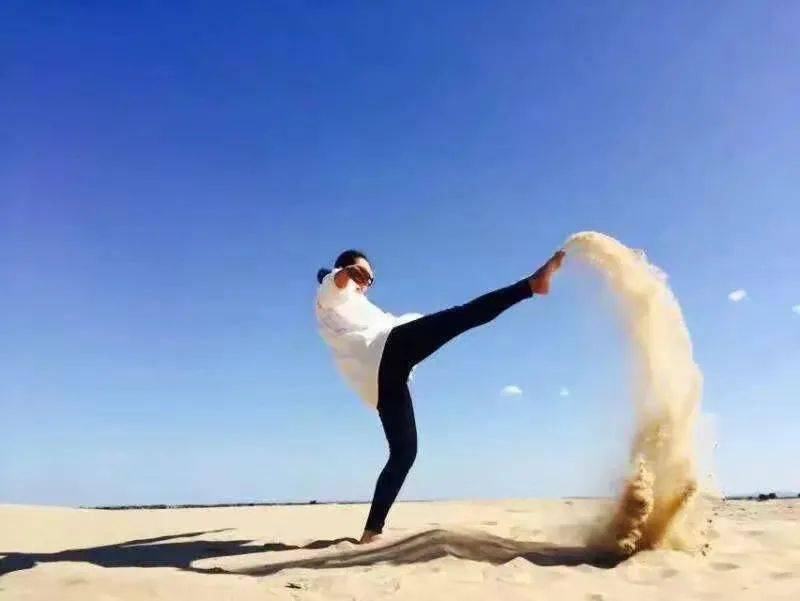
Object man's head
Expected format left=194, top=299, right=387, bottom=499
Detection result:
left=316, top=249, right=374, bottom=293
left=335, top=249, right=373, bottom=293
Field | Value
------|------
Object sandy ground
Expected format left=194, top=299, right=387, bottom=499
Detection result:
left=1, top=498, right=798, bottom=600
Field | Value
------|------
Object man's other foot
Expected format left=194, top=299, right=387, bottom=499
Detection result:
left=359, top=530, right=381, bottom=544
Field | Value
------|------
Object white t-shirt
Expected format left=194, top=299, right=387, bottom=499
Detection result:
left=315, top=269, right=422, bottom=408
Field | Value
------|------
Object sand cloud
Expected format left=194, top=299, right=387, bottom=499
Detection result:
left=566, top=231, right=705, bottom=555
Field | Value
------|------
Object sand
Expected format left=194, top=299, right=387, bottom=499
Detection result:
left=564, top=232, right=707, bottom=554
left=1, top=499, right=798, bottom=600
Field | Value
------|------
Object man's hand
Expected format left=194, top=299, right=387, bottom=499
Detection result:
left=334, top=264, right=373, bottom=289
left=347, top=264, right=373, bottom=287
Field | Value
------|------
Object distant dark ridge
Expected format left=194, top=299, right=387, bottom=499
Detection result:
left=88, top=495, right=798, bottom=510
left=88, top=499, right=446, bottom=510
left=725, top=492, right=800, bottom=501
left=88, top=500, right=367, bottom=510
left=86, top=498, right=527, bottom=510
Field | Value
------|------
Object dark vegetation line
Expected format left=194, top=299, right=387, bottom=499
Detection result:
left=89, top=500, right=360, bottom=510
left=88, top=492, right=799, bottom=510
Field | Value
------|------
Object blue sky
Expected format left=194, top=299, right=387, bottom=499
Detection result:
left=1, top=2, right=798, bottom=506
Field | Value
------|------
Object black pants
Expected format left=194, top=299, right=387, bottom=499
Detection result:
left=363, top=278, right=533, bottom=533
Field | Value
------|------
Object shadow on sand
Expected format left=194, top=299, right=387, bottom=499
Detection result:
left=229, top=529, right=622, bottom=576
left=0, top=530, right=359, bottom=577
left=0, top=528, right=622, bottom=578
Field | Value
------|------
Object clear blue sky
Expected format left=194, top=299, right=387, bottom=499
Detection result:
left=2, top=2, right=798, bottom=506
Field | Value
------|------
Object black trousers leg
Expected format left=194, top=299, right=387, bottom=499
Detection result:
left=363, top=278, right=532, bottom=534
left=387, top=279, right=532, bottom=371
left=364, top=376, right=416, bottom=534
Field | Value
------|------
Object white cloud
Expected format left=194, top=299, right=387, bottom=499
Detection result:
left=728, top=289, right=747, bottom=302
left=501, top=385, right=522, bottom=397
left=559, top=387, right=570, bottom=397
left=792, top=304, right=800, bottom=316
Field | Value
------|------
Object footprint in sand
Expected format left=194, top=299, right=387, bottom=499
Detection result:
left=744, top=530, right=764, bottom=537
left=711, top=562, right=740, bottom=571
left=770, top=572, right=795, bottom=580
left=509, top=526, right=542, bottom=539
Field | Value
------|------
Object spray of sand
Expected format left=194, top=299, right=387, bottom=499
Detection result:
left=564, top=231, right=707, bottom=556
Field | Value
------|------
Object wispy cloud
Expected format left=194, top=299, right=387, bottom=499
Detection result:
left=792, top=304, right=800, bottom=316
left=728, top=289, right=747, bottom=302
left=501, top=385, right=522, bottom=397
left=559, top=387, right=570, bottom=397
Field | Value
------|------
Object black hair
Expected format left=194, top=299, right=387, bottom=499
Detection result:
left=317, top=249, right=370, bottom=284
left=334, top=249, right=368, bottom=269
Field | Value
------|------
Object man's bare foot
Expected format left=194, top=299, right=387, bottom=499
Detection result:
left=528, top=250, right=565, bottom=295
left=359, top=530, right=380, bottom=544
